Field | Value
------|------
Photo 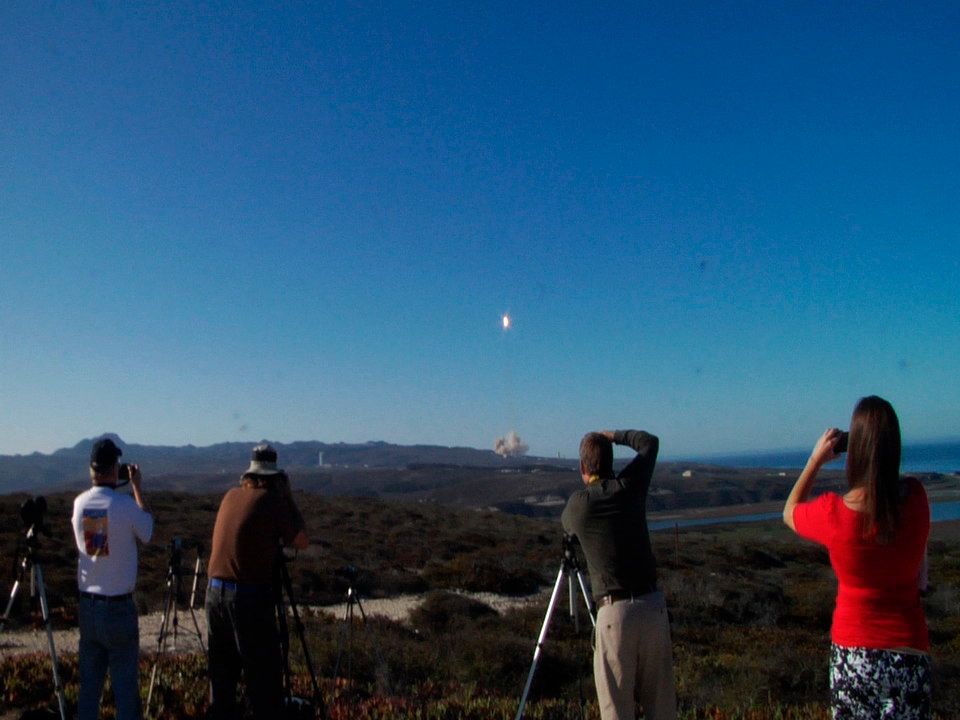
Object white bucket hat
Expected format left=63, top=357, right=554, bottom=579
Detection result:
left=242, top=443, right=284, bottom=477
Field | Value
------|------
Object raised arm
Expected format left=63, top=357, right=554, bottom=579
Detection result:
left=612, top=429, right=659, bottom=489
left=277, top=479, right=309, bottom=550
left=129, top=465, right=149, bottom=512
left=783, top=428, right=842, bottom=532
left=128, top=465, right=154, bottom=543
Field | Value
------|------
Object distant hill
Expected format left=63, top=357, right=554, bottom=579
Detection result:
left=4, top=435, right=957, bottom=517
left=0, top=435, right=570, bottom=494
left=0, top=434, right=820, bottom=516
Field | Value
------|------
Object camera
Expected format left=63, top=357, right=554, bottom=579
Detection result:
left=20, top=496, right=48, bottom=529
left=19, top=496, right=51, bottom=540
left=562, top=532, right=582, bottom=559
left=834, top=431, right=849, bottom=454
left=118, top=463, right=132, bottom=481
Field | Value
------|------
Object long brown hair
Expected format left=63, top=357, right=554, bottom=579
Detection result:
left=846, top=395, right=902, bottom=542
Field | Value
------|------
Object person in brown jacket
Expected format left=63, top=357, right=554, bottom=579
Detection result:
left=205, top=444, right=308, bottom=719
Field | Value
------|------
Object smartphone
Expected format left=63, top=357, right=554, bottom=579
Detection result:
left=834, top=431, right=849, bottom=454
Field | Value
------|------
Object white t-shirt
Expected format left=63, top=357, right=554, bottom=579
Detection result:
left=72, top=486, right=153, bottom=596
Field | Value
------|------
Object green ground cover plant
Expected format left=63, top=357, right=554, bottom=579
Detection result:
left=2, top=491, right=959, bottom=718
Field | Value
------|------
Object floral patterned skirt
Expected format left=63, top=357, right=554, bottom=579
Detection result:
left=830, top=644, right=931, bottom=719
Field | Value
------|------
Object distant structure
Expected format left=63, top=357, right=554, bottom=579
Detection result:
left=682, top=470, right=693, bottom=478
left=318, top=451, right=324, bottom=467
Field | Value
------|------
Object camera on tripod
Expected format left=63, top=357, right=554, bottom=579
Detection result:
left=20, top=496, right=47, bottom=528
left=20, top=496, right=50, bottom=539
left=169, top=537, right=183, bottom=569
left=515, top=532, right=595, bottom=720
left=4, top=495, right=68, bottom=719
left=165, top=537, right=204, bottom=576
left=146, top=536, right=208, bottom=715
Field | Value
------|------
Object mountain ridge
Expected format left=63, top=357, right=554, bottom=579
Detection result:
left=4, top=435, right=956, bottom=518
left=0, top=434, right=570, bottom=496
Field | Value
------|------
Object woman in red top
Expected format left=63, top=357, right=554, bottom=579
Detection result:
left=783, top=396, right=931, bottom=719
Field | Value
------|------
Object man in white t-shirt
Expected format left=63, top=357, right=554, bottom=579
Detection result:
left=71, top=437, right=153, bottom=720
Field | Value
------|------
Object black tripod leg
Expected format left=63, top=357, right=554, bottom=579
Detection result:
left=32, top=563, right=68, bottom=720
left=354, top=594, right=367, bottom=623
left=288, top=592, right=325, bottom=718
left=188, top=605, right=206, bottom=652
left=345, top=598, right=354, bottom=688
left=514, top=563, right=566, bottom=720
left=332, top=593, right=354, bottom=685
left=352, top=595, right=390, bottom=694
left=146, top=574, right=177, bottom=716
left=279, top=561, right=327, bottom=719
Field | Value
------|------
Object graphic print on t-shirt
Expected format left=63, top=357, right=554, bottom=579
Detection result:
left=82, top=508, right=109, bottom=556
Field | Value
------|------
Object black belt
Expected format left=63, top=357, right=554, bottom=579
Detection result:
left=597, top=587, right=657, bottom=608
left=209, top=578, right=271, bottom=594
left=79, top=591, right=133, bottom=602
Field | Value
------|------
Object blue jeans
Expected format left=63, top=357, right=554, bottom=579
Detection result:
left=205, top=582, right=282, bottom=720
left=78, top=595, right=142, bottom=720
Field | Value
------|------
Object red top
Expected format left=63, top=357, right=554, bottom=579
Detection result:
left=793, top=479, right=930, bottom=651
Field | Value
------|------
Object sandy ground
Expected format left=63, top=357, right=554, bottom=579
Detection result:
left=0, top=590, right=544, bottom=659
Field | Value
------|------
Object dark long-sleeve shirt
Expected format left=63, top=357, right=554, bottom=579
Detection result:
left=561, top=430, right=659, bottom=601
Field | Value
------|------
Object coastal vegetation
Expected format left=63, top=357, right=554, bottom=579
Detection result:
left=1, top=490, right=958, bottom=718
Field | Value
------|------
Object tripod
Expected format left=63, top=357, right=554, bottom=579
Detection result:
left=332, top=566, right=388, bottom=697
left=515, top=534, right=595, bottom=720
left=276, top=553, right=327, bottom=720
left=146, top=539, right=206, bottom=717
left=1, top=498, right=68, bottom=720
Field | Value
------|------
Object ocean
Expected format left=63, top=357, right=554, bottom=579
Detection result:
left=679, top=439, right=960, bottom=474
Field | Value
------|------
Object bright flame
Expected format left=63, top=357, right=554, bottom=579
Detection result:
left=502, top=314, right=511, bottom=330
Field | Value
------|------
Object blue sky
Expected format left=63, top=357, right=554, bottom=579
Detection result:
left=1, top=1, right=958, bottom=459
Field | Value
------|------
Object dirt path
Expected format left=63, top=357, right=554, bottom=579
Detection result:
left=0, top=590, right=543, bottom=659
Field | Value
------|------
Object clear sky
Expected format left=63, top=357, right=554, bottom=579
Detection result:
left=1, top=2, right=958, bottom=459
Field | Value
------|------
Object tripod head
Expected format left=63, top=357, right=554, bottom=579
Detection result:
left=561, top=533, right=583, bottom=569
left=335, top=565, right=362, bottom=601
left=20, top=496, right=51, bottom=547
left=167, top=537, right=184, bottom=575
left=338, top=564, right=359, bottom=583
left=166, top=537, right=205, bottom=575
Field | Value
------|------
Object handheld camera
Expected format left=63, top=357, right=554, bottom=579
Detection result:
left=834, top=431, right=849, bottom=454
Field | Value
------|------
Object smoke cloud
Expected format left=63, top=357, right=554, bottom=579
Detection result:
left=494, top=430, right=529, bottom=458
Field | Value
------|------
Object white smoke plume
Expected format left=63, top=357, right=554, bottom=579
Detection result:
left=494, top=430, right=529, bottom=458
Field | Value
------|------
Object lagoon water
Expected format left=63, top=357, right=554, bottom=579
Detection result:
left=680, top=440, right=960, bottom=475
left=652, top=440, right=960, bottom=532
left=651, top=499, right=960, bottom=532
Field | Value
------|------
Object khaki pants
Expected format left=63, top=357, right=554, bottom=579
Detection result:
left=593, top=591, right=677, bottom=720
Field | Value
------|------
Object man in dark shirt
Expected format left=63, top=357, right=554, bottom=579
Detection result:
left=561, top=429, right=676, bottom=720
left=205, top=444, right=308, bottom=720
